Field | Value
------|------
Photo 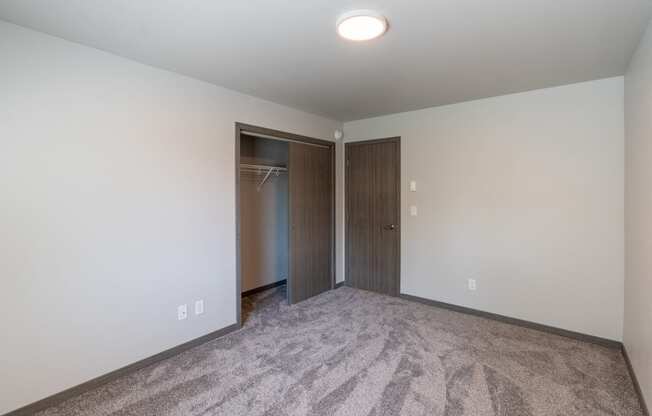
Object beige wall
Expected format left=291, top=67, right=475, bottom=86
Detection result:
left=625, top=18, right=652, bottom=408
left=240, top=169, right=289, bottom=292
left=0, top=21, right=341, bottom=414
left=344, top=77, right=625, bottom=341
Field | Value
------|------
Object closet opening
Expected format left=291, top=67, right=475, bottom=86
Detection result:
left=235, top=123, right=335, bottom=326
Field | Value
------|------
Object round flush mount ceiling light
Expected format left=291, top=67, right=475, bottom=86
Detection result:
left=337, top=10, right=388, bottom=41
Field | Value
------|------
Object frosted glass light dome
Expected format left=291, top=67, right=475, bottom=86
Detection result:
left=337, top=11, right=388, bottom=41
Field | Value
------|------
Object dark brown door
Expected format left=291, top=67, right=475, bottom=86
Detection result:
left=346, top=138, right=400, bottom=296
left=288, top=142, right=333, bottom=304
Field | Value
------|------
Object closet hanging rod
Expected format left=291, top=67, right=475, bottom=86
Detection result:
left=240, top=163, right=288, bottom=172
left=240, top=163, right=287, bottom=191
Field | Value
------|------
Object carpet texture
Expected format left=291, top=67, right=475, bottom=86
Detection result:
left=36, top=286, right=643, bottom=416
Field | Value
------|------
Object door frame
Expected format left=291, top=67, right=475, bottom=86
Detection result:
left=235, top=122, right=336, bottom=326
left=345, top=137, right=401, bottom=296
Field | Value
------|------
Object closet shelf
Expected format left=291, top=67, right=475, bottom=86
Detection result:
left=240, top=163, right=287, bottom=191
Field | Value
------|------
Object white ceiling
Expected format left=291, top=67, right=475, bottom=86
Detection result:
left=1, top=0, right=650, bottom=121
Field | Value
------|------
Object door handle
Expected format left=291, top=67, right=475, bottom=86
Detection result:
left=384, top=224, right=396, bottom=230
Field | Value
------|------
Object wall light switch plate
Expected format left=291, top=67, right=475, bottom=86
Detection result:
left=410, top=181, right=417, bottom=192
left=178, top=304, right=188, bottom=320
left=410, top=205, right=418, bottom=216
left=195, top=300, right=204, bottom=315
left=468, top=279, right=477, bottom=291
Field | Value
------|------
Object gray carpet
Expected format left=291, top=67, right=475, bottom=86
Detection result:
left=37, top=286, right=643, bottom=416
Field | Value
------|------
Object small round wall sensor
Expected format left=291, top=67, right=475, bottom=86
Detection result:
left=334, top=129, right=343, bottom=140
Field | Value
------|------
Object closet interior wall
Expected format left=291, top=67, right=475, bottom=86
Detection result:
left=240, top=134, right=289, bottom=293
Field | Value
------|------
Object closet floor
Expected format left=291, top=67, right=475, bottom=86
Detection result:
left=36, top=285, right=643, bottom=416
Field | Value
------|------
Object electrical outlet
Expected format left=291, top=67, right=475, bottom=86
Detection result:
left=195, top=300, right=204, bottom=315
left=410, top=180, right=417, bottom=192
left=178, top=304, right=188, bottom=320
left=468, top=279, right=477, bottom=291
left=410, top=205, right=418, bottom=216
